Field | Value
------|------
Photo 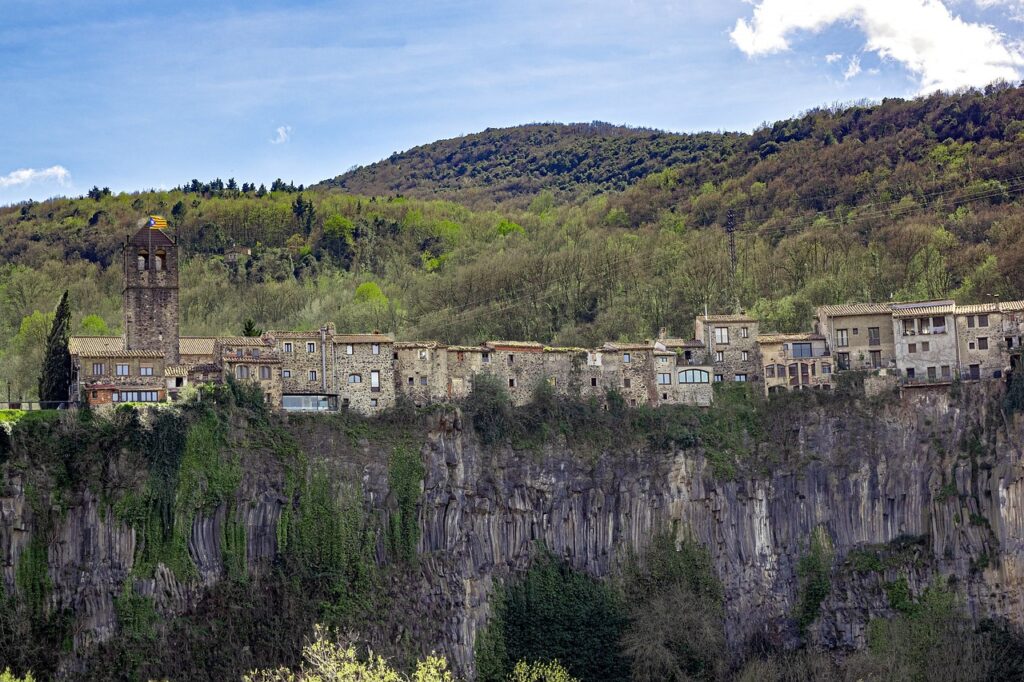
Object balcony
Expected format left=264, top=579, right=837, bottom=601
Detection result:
left=782, top=348, right=831, bottom=359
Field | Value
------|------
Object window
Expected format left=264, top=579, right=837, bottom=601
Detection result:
left=918, top=317, right=931, bottom=334
left=260, top=366, right=271, bottom=380
left=154, top=252, right=165, bottom=271
left=408, top=377, right=414, bottom=385
left=792, top=343, right=812, bottom=358
left=903, top=319, right=915, bottom=335
left=932, top=316, right=945, bottom=332
left=852, top=328, right=859, bottom=335
left=419, top=377, right=428, bottom=385
left=907, top=368, right=915, bottom=379
left=969, top=342, right=976, bottom=350
left=508, top=354, right=514, bottom=365
left=822, top=364, right=832, bottom=375
left=658, top=356, right=668, bottom=364
left=765, top=365, right=775, bottom=378
left=371, top=371, right=380, bottom=391
left=508, top=378, right=516, bottom=388
left=713, top=374, right=723, bottom=382
left=348, top=374, right=362, bottom=383
left=236, top=365, right=250, bottom=379
left=927, top=366, right=937, bottom=380
left=623, top=378, right=631, bottom=388
left=941, top=365, right=951, bottom=379
left=734, top=374, right=748, bottom=382
left=137, top=252, right=147, bottom=271
left=714, top=327, right=729, bottom=344
left=140, top=365, right=153, bottom=376
left=868, top=327, right=880, bottom=345
left=591, top=377, right=598, bottom=387
left=116, top=391, right=159, bottom=402
left=370, top=399, right=378, bottom=407
left=969, top=364, right=981, bottom=380
left=419, top=349, right=428, bottom=360
left=740, top=351, right=749, bottom=361
left=921, top=341, right=929, bottom=352
left=678, top=369, right=710, bottom=383
left=623, top=353, right=631, bottom=363
left=372, top=343, right=380, bottom=355
left=870, top=350, right=881, bottom=368
left=308, top=370, right=317, bottom=381
left=837, top=352, right=850, bottom=370
left=283, top=370, right=291, bottom=378
left=116, top=363, right=130, bottom=376
left=715, top=351, right=724, bottom=362
left=908, top=343, right=917, bottom=353
left=836, top=329, right=849, bottom=347
left=252, top=349, right=260, bottom=359
left=662, top=393, right=668, bottom=400
left=967, top=316, right=976, bottom=329
left=284, top=342, right=293, bottom=353
left=307, top=342, right=316, bottom=353
left=482, top=352, right=490, bottom=364
left=345, top=344, right=353, bottom=355
left=776, top=364, right=785, bottom=376
left=979, top=314, right=989, bottom=327
left=739, top=327, right=749, bottom=338
left=236, top=348, right=243, bottom=358
left=657, top=373, right=671, bottom=385
left=978, top=337, right=989, bottom=350
left=92, top=363, right=105, bottom=375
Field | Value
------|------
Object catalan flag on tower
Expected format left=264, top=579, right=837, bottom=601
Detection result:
left=147, top=215, right=168, bottom=229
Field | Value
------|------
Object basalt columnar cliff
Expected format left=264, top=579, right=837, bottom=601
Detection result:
left=1, top=379, right=1023, bottom=679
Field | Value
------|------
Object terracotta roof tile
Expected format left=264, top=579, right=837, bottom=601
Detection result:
left=757, top=333, right=826, bottom=344
left=333, top=334, right=393, bottom=344
left=816, top=302, right=892, bottom=317
left=69, top=336, right=123, bottom=355
left=698, top=314, right=754, bottom=323
left=179, top=337, right=216, bottom=356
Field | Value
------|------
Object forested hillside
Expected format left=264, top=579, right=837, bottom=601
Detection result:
left=3, top=84, right=1024, bottom=400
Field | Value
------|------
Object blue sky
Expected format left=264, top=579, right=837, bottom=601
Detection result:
left=1, top=0, right=1022, bottom=205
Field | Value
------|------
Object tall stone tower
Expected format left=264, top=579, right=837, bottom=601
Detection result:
left=123, top=224, right=180, bottom=364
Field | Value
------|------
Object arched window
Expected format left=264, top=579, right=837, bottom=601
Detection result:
left=154, top=250, right=166, bottom=271
left=348, top=374, right=362, bottom=383
left=137, top=250, right=148, bottom=271
left=677, top=369, right=709, bottom=384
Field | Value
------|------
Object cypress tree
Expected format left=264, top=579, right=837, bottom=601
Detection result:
left=38, top=290, right=72, bottom=406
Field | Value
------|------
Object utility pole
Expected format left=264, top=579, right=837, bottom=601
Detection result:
left=724, top=209, right=741, bottom=313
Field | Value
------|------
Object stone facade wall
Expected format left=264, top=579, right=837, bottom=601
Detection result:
left=396, top=344, right=449, bottom=405
left=602, top=347, right=656, bottom=406
left=273, top=331, right=332, bottom=396
left=334, top=340, right=395, bottom=413
left=123, top=231, right=179, bottom=364
left=695, top=317, right=761, bottom=383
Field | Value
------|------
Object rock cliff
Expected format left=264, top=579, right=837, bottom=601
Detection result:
left=1, top=383, right=1022, bottom=678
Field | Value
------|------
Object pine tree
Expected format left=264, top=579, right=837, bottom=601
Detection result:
left=242, top=318, right=263, bottom=337
left=38, top=290, right=72, bottom=405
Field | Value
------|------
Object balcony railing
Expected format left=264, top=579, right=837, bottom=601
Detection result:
left=783, top=348, right=831, bottom=359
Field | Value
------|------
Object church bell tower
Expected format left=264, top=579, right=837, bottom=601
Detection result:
left=123, top=221, right=180, bottom=364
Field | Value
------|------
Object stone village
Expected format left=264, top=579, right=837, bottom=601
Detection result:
left=68, top=223, right=1024, bottom=415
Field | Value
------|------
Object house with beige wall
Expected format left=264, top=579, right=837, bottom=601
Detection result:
left=890, top=301, right=958, bottom=383
left=815, top=303, right=895, bottom=371
left=757, top=333, right=833, bottom=394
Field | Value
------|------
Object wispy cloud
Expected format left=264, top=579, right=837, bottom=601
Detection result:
left=730, top=0, right=1024, bottom=92
left=844, top=54, right=862, bottom=79
left=825, top=52, right=843, bottom=63
left=270, top=125, right=292, bottom=144
left=0, top=165, right=70, bottom=188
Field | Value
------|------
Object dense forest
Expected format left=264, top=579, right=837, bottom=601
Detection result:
left=3, top=84, right=1024, bottom=400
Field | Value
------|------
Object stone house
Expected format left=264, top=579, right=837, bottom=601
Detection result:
left=269, top=326, right=338, bottom=411
left=481, top=341, right=549, bottom=406
left=757, top=333, right=833, bottom=394
left=395, top=342, right=449, bottom=405
left=444, top=345, right=491, bottom=401
left=815, top=303, right=895, bottom=371
left=333, top=333, right=395, bottom=413
left=601, top=343, right=657, bottom=406
left=218, top=337, right=283, bottom=407
left=694, top=314, right=760, bottom=383
left=890, top=301, right=958, bottom=383
left=70, top=337, right=166, bottom=406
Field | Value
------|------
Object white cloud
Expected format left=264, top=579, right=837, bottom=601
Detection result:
left=844, top=54, right=862, bottom=79
left=825, top=51, right=843, bottom=62
left=730, top=0, right=1024, bottom=92
left=0, top=165, right=70, bottom=188
left=270, top=125, right=292, bottom=144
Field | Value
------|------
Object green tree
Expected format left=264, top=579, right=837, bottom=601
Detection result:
left=37, top=291, right=71, bottom=405
left=242, top=318, right=263, bottom=337
left=79, top=314, right=110, bottom=335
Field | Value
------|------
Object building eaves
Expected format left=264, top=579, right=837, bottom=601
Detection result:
left=816, top=302, right=892, bottom=317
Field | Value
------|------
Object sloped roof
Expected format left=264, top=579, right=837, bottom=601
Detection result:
left=659, top=338, right=705, bottom=348
left=955, top=303, right=1000, bottom=315
left=698, top=314, right=753, bottom=323
left=179, top=336, right=216, bottom=356
left=603, top=342, right=654, bottom=351
left=446, top=345, right=487, bottom=352
left=485, top=340, right=545, bottom=350
left=164, top=365, right=191, bottom=377
left=816, top=302, right=892, bottom=317
left=334, top=333, right=393, bottom=344
left=216, top=336, right=273, bottom=346
left=79, top=349, right=164, bottom=359
left=127, top=226, right=174, bottom=248
left=1001, top=300, right=1024, bottom=312
left=757, top=333, right=826, bottom=344
left=891, top=303, right=955, bottom=318
left=395, top=341, right=445, bottom=349
left=70, top=336, right=123, bottom=355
